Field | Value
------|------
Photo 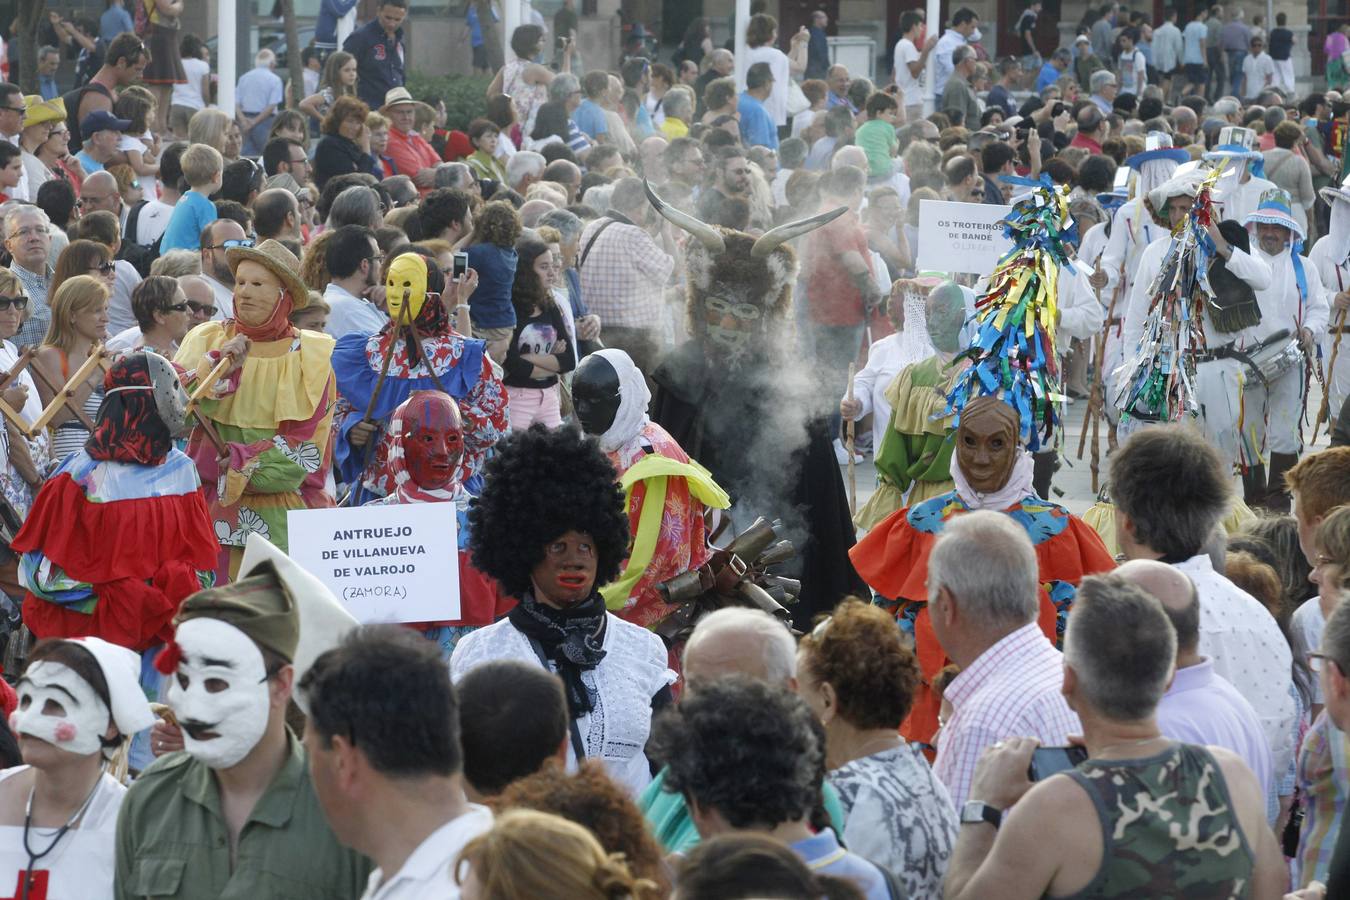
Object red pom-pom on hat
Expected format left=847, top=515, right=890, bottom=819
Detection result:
left=153, top=640, right=182, bottom=675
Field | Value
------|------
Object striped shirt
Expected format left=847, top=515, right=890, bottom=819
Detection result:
left=934, top=623, right=1081, bottom=809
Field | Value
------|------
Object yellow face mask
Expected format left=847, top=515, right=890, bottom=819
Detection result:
left=385, top=253, right=429, bottom=323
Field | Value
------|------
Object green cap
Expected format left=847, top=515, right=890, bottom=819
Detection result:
left=174, top=561, right=300, bottom=663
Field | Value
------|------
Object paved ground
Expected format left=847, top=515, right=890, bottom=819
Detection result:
left=842, top=381, right=1335, bottom=520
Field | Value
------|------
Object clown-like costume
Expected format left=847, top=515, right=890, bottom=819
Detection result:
left=850, top=398, right=1115, bottom=747
left=332, top=252, right=507, bottom=504
left=174, top=240, right=337, bottom=574
left=853, top=281, right=969, bottom=531
left=1309, top=173, right=1350, bottom=427
left=1244, top=189, right=1329, bottom=501
left=12, top=352, right=217, bottom=651
left=643, top=185, right=867, bottom=629
left=572, top=349, right=729, bottom=630
left=365, top=391, right=513, bottom=657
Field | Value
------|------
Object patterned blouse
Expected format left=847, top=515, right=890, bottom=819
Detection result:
left=827, top=743, right=959, bottom=900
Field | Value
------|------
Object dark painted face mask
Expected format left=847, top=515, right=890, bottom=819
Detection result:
left=572, top=354, right=623, bottom=437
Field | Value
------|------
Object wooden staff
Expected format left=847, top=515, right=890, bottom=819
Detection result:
left=0, top=347, right=37, bottom=433
left=344, top=293, right=414, bottom=506
left=1077, top=275, right=1124, bottom=465
left=1313, top=307, right=1347, bottom=445
left=845, top=362, right=856, bottom=516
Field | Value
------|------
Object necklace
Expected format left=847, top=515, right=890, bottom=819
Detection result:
left=1093, top=735, right=1168, bottom=758
left=20, top=770, right=104, bottom=900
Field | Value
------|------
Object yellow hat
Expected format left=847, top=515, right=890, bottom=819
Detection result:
left=23, top=96, right=66, bottom=129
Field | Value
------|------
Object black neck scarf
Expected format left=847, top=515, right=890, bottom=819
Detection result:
left=508, top=590, right=608, bottom=719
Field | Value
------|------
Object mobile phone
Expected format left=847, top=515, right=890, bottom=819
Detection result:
left=1028, top=745, right=1088, bottom=781
left=452, top=252, right=469, bottom=280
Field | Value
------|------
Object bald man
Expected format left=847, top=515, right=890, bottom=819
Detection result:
left=638, top=607, right=844, bottom=853
left=1118, top=559, right=1276, bottom=816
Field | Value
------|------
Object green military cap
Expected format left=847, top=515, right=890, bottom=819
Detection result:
left=174, top=560, right=300, bottom=663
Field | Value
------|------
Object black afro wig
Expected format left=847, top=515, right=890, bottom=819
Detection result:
left=468, top=424, right=630, bottom=597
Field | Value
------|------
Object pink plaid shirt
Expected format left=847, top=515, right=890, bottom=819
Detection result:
left=578, top=217, right=674, bottom=330
left=933, top=623, right=1081, bottom=809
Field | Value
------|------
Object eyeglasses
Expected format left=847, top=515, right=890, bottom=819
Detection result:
left=290, top=157, right=309, bottom=166
left=48, top=129, right=69, bottom=139
left=77, top=196, right=109, bottom=207
left=7, top=225, right=47, bottom=240
left=0, top=296, right=28, bottom=311
left=1309, top=651, right=1334, bottom=674
left=90, top=262, right=116, bottom=275
left=186, top=301, right=218, bottom=316
left=205, top=239, right=255, bottom=251
left=162, top=302, right=189, bottom=313
left=0, top=106, right=24, bottom=114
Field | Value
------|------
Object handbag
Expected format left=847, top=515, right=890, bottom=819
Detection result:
left=787, top=79, right=810, bottom=117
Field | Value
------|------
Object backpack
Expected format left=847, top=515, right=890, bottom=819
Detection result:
left=120, top=200, right=162, bottom=277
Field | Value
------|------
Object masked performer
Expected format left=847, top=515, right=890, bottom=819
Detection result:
left=1310, top=174, right=1350, bottom=432
left=333, top=250, right=507, bottom=505
left=366, top=391, right=512, bottom=656
left=644, top=184, right=866, bottom=629
left=11, top=352, right=217, bottom=652
left=450, top=425, right=675, bottom=796
left=850, top=182, right=1116, bottom=748
left=571, top=349, right=730, bottom=631
left=116, top=534, right=368, bottom=897
left=0, top=637, right=153, bottom=899
left=1207, top=126, right=1279, bottom=225
left=851, top=280, right=969, bottom=530
left=174, top=240, right=337, bottom=576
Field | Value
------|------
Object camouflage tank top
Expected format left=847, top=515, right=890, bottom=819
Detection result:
left=1063, top=742, right=1255, bottom=899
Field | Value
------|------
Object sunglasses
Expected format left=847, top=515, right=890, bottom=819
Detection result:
left=91, top=262, right=116, bottom=274
left=163, top=302, right=189, bottom=313
left=0, top=295, right=28, bottom=311
left=205, top=239, right=255, bottom=250
left=186, top=301, right=218, bottom=316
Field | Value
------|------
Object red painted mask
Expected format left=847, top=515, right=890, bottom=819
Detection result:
left=399, top=393, right=464, bottom=491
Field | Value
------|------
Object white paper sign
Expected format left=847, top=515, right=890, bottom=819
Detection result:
left=287, top=502, right=460, bottom=624
left=916, top=199, right=1014, bottom=275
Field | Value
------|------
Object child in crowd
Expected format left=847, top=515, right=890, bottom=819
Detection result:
left=158, top=143, right=224, bottom=252
left=855, top=90, right=902, bottom=183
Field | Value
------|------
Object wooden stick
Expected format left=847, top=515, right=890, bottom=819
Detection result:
left=845, top=362, right=856, bottom=517
left=186, top=356, right=237, bottom=412
left=28, top=347, right=110, bottom=435
left=1312, top=307, right=1347, bottom=445
left=1077, top=274, right=1124, bottom=462
left=0, top=347, right=38, bottom=434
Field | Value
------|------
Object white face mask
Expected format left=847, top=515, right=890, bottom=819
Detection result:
left=165, top=618, right=272, bottom=769
left=12, top=661, right=112, bottom=757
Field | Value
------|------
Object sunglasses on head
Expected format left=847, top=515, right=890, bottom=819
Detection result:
left=0, top=295, right=28, bottom=311
left=186, top=301, right=218, bottom=316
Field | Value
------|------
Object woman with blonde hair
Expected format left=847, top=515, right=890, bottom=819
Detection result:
left=32, top=276, right=109, bottom=462
left=186, top=108, right=231, bottom=154
left=456, top=809, right=652, bottom=900
left=50, top=241, right=116, bottom=309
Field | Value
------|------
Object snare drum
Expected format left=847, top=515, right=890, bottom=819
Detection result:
left=1246, top=337, right=1305, bottom=383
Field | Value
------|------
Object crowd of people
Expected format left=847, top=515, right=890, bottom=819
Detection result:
left=0, top=0, right=1342, bottom=897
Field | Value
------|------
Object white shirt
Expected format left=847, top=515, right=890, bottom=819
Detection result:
left=741, top=45, right=791, bottom=126
left=20, top=150, right=53, bottom=200
left=1292, top=598, right=1326, bottom=703
left=303, top=66, right=320, bottom=98
left=117, top=131, right=159, bottom=201
left=893, top=37, right=922, bottom=100
left=134, top=198, right=174, bottom=245
left=1101, top=199, right=1167, bottom=305
left=1174, top=554, right=1297, bottom=781
left=932, top=29, right=968, bottom=98
left=848, top=332, right=928, bottom=434
left=450, top=612, right=676, bottom=796
left=173, top=56, right=211, bottom=110
left=1153, top=21, right=1184, bottom=72
left=206, top=274, right=235, bottom=320
left=1214, top=173, right=1278, bottom=225
left=235, top=65, right=284, bottom=115
left=0, top=767, right=126, bottom=900
left=1310, top=230, right=1350, bottom=296
left=1118, top=48, right=1148, bottom=94
left=359, top=805, right=493, bottom=900
left=1241, top=51, right=1276, bottom=99
left=106, top=259, right=142, bottom=337
left=1252, top=246, right=1329, bottom=344
left=323, top=282, right=387, bottom=339
left=771, top=166, right=793, bottom=207
left=105, top=324, right=146, bottom=352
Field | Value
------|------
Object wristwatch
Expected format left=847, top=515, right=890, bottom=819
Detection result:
left=959, top=800, right=1002, bottom=829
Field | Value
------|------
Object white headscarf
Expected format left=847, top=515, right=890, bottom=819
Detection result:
left=1328, top=194, right=1350, bottom=267
left=594, top=349, right=652, bottom=454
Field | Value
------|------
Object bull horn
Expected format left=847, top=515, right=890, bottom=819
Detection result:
left=643, top=179, right=725, bottom=254
left=751, top=206, right=849, bottom=258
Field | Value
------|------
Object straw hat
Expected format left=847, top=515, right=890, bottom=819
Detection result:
left=225, top=239, right=311, bottom=310
left=380, top=87, right=418, bottom=112
left=1320, top=171, right=1350, bottom=208
left=22, top=96, right=66, bottom=128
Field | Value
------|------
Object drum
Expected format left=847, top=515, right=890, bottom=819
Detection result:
left=1246, top=337, right=1305, bottom=383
